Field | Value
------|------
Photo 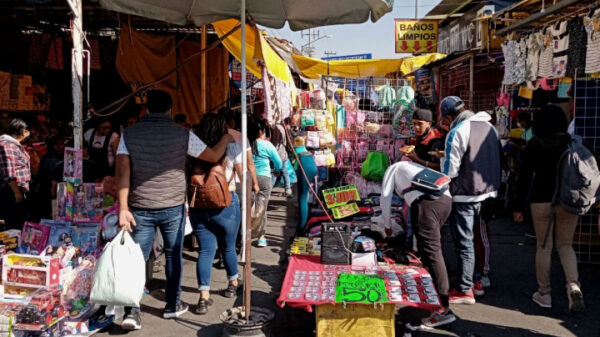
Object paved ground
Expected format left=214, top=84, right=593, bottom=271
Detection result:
left=96, top=189, right=600, bottom=337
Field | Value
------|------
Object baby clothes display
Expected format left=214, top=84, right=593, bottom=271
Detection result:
left=502, top=40, right=517, bottom=84
left=538, top=28, right=554, bottom=78
left=566, top=16, right=587, bottom=77
left=526, top=32, right=543, bottom=81
left=585, top=8, right=600, bottom=74
left=551, top=21, right=569, bottom=78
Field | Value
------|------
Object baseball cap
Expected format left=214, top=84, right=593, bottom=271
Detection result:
left=440, top=96, right=465, bottom=116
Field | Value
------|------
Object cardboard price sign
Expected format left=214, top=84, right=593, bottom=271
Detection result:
left=395, top=19, right=439, bottom=54
left=335, top=273, right=388, bottom=304
left=332, top=203, right=360, bottom=219
left=322, top=185, right=360, bottom=209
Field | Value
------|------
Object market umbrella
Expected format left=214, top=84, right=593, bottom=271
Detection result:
left=98, top=0, right=394, bottom=332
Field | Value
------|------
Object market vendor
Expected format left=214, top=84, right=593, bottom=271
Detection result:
left=404, top=109, right=444, bottom=171
left=380, top=161, right=455, bottom=328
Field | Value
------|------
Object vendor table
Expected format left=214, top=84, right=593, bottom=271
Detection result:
left=276, top=255, right=441, bottom=312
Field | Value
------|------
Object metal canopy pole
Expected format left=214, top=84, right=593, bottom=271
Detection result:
left=68, top=0, right=84, bottom=149
left=240, top=0, right=252, bottom=323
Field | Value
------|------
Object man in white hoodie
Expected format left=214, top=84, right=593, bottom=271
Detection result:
left=381, top=161, right=455, bottom=328
left=439, top=96, right=501, bottom=305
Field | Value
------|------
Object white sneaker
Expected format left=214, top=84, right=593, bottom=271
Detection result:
left=567, top=284, right=584, bottom=313
left=421, top=309, right=456, bottom=328
left=532, top=291, right=552, bottom=308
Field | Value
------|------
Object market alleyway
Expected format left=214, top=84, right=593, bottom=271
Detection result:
left=96, top=188, right=600, bottom=337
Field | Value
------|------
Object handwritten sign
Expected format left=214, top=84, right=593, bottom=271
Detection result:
left=335, top=273, right=388, bottom=304
left=332, top=203, right=360, bottom=219
left=322, top=185, right=360, bottom=209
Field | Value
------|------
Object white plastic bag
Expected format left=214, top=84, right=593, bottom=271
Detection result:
left=90, top=230, right=145, bottom=307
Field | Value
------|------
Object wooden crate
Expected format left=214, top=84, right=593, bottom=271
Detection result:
left=316, top=304, right=394, bottom=337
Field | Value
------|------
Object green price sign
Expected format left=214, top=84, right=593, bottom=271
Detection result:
left=335, top=273, right=388, bottom=304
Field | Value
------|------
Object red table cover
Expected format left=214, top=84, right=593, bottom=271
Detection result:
left=276, top=255, right=441, bottom=313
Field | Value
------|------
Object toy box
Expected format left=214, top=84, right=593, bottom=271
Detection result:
left=56, top=182, right=74, bottom=220
left=58, top=183, right=104, bottom=222
left=13, top=288, right=65, bottom=332
left=2, top=255, right=60, bottom=299
left=0, top=230, right=21, bottom=251
left=40, top=220, right=74, bottom=248
left=20, top=223, right=51, bottom=255
left=73, top=225, right=100, bottom=256
left=62, top=147, right=82, bottom=184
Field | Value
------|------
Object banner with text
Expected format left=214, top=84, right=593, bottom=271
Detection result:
left=395, top=20, right=438, bottom=54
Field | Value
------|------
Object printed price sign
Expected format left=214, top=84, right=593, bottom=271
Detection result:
left=322, top=185, right=360, bottom=209
left=332, top=203, right=360, bottom=219
left=335, top=273, right=388, bottom=304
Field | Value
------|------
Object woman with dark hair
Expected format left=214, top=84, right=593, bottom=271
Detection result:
left=513, top=105, right=584, bottom=313
left=248, top=119, right=282, bottom=247
left=84, top=119, right=119, bottom=178
left=188, top=113, right=242, bottom=315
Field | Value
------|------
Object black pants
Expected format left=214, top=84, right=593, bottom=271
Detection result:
left=0, top=185, right=26, bottom=230
left=411, top=195, right=452, bottom=308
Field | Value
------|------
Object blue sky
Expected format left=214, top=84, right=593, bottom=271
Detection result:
left=266, top=0, right=442, bottom=59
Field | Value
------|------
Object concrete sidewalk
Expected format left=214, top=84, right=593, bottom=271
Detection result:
left=97, top=189, right=600, bottom=337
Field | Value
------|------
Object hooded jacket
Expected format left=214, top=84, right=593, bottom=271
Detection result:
left=441, top=111, right=501, bottom=203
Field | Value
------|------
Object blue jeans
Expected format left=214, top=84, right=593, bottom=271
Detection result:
left=449, top=202, right=480, bottom=293
left=189, top=192, right=240, bottom=291
left=129, top=204, right=185, bottom=311
left=272, top=160, right=291, bottom=190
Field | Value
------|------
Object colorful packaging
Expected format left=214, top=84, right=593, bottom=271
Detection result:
left=20, top=222, right=51, bottom=254
left=63, top=147, right=83, bottom=184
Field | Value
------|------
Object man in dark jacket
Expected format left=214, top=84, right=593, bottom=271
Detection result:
left=439, top=96, right=501, bottom=304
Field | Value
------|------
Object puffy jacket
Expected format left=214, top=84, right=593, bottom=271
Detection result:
left=441, top=111, right=501, bottom=203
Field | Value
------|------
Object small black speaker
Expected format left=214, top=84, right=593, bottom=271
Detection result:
left=321, top=223, right=351, bottom=265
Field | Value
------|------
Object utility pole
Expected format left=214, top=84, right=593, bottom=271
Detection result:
left=415, top=0, right=419, bottom=18
left=301, top=29, right=320, bottom=57
left=67, top=0, right=83, bottom=150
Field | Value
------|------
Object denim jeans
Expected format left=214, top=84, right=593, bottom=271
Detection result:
left=272, top=160, right=291, bottom=190
left=189, top=192, right=240, bottom=291
left=449, top=202, right=480, bottom=293
left=128, top=204, right=185, bottom=312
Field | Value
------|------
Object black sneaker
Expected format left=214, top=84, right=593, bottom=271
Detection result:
left=163, top=302, right=189, bottom=319
left=223, top=283, right=240, bottom=298
left=122, top=312, right=142, bottom=330
left=195, top=298, right=213, bottom=315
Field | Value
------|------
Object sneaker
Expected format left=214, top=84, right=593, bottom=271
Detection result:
left=257, top=238, right=268, bottom=247
left=223, top=282, right=239, bottom=298
left=163, top=302, right=189, bottom=319
left=285, top=189, right=293, bottom=198
left=473, top=281, right=485, bottom=297
left=449, top=290, right=476, bottom=304
left=122, top=312, right=141, bottom=330
left=481, top=274, right=491, bottom=288
left=421, top=309, right=456, bottom=328
left=567, top=284, right=585, bottom=313
left=195, top=297, right=213, bottom=315
left=532, top=291, right=552, bottom=308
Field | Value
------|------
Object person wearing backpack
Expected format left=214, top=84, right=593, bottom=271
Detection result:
left=116, top=90, right=234, bottom=329
left=381, top=161, right=455, bottom=327
left=188, top=113, right=243, bottom=315
left=513, top=104, right=585, bottom=312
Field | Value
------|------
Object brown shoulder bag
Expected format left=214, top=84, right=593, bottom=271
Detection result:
left=188, top=161, right=234, bottom=209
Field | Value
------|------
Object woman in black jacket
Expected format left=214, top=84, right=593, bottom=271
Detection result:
left=513, top=105, right=584, bottom=313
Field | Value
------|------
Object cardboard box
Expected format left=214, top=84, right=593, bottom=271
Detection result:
left=316, top=304, right=395, bottom=337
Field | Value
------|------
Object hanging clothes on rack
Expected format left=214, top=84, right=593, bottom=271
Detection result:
left=585, top=8, right=600, bottom=74
left=538, top=27, right=554, bottom=78
left=551, top=20, right=569, bottom=78
left=566, top=16, right=587, bottom=77
left=526, top=32, right=543, bottom=82
left=502, top=40, right=518, bottom=84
